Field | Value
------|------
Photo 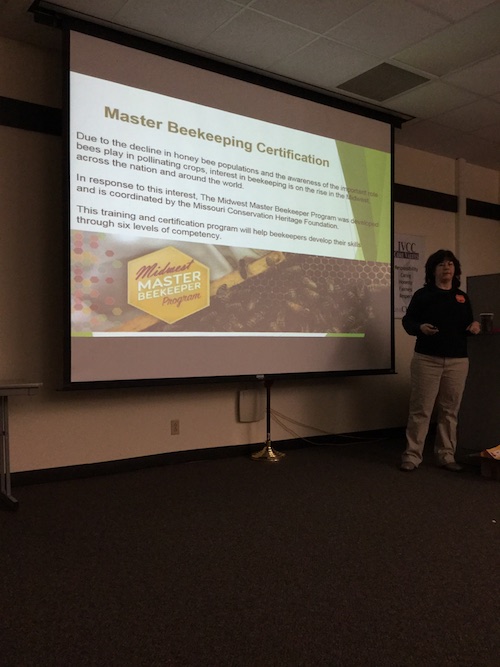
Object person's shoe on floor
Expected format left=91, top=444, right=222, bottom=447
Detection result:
left=400, top=462, right=416, bottom=471
left=440, top=462, right=463, bottom=472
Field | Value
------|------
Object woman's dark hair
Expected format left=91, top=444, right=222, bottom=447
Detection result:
left=424, top=249, right=461, bottom=288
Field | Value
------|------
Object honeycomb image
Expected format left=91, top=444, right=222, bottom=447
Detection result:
left=144, top=252, right=391, bottom=335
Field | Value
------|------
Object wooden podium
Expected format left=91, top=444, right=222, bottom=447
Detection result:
left=0, top=382, right=42, bottom=510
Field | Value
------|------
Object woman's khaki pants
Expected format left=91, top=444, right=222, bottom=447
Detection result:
left=402, top=352, right=469, bottom=467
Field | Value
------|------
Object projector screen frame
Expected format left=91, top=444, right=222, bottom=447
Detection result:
left=59, top=17, right=397, bottom=390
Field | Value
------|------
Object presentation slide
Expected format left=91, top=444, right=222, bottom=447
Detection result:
left=67, top=30, right=393, bottom=385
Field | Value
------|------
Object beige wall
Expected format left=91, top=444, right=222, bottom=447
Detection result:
left=1, top=38, right=499, bottom=472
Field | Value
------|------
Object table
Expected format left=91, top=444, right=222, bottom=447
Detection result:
left=1, top=382, right=42, bottom=510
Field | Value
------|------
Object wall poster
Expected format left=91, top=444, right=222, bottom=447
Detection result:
left=394, top=234, right=425, bottom=319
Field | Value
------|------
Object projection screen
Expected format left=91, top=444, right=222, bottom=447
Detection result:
left=66, top=28, right=394, bottom=386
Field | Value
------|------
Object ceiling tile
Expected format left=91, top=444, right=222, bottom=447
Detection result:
left=393, top=1, right=500, bottom=76
left=396, top=119, right=466, bottom=159
left=395, top=118, right=500, bottom=171
left=387, top=81, right=479, bottom=117
left=271, top=37, right=381, bottom=90
left=472, top=122, right=500, bottom=143
left=115, top=0, right=244, bottom=47
left=196, top=9, right=315, bottom=69
left=247, top=0, right=374, bottom=34
left=444, top=54, right=500, bottom=96
left=408, top=0, right=498, bottom=22
left=432, top=98, right=500, bottom=132
left=325, top=0, right=448, bottom=59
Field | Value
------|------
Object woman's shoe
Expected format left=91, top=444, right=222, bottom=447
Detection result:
left=440, top=462, right=463, bottom=472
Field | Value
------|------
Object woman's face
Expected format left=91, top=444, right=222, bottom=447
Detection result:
left=434, top=259, right=455, bottom=285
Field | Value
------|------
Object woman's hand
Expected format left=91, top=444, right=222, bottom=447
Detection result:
left=467, top=321, right=481, bottom=335
left=420, top=323, right=439, bottom=335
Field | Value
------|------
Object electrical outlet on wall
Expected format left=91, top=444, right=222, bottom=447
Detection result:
left=171, top=419, right=180, bottom=435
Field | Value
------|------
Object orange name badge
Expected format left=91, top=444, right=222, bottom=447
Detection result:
left=128, top=246, right=210, bottom=324
left=456, top=294, right=465, bottom=303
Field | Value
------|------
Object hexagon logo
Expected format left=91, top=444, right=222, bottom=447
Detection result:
left=128, top=246, right=210, bottom=324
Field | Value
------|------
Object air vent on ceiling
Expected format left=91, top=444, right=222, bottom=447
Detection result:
left=337, top=63, right=429, bottom=102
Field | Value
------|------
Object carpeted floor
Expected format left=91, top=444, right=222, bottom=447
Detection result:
left=1, top=437, right=499, bottom=666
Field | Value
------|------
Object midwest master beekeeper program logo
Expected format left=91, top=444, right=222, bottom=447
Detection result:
left=128, top=246, right=209, bottom=324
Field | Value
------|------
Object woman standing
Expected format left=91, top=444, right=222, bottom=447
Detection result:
left=400, top=249, right=480, bottom=472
